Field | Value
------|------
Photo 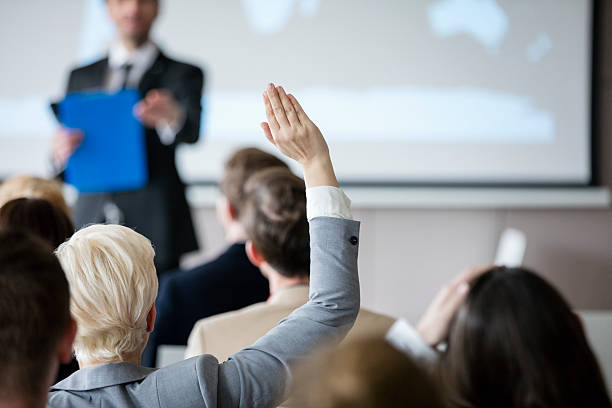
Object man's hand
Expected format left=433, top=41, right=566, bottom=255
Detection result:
left=416, top=265, right=492, bottom=346
left=134, top=89, right=184, bottom=129
left=261, top=83, right=338, bottom=188
left=52, top=127, right=84, bottom=168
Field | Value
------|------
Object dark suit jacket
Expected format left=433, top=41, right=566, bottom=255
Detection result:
left=64, top=50, right=203, bottom=271
left=142, top=242, right=270, bottom=367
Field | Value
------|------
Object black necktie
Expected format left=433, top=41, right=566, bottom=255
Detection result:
left=120, top=63, right=133, bottom=90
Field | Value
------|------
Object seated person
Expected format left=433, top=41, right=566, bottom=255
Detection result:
left=387, top=266, right=612, bottom=408
left=291, top=337, right=444, bottom=408
left=0, top=175, right=71, bottom=218
left=0, top=197, right=78, bottom=382
left=48, top=83, right=361, bottom=407
left=186, top=167, right=395, bottom=362
left=0, top=230, right=76, bottom=408
left=143, top=147, right=288, bottom=367
left=0, top=197, right=74, bottom=248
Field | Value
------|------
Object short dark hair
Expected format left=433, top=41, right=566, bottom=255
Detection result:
left=0, top=230, right=71, bottom=401
left=0, top=197, right=74, bottom=248
left=219, top=148, right=289, bottom=217
left=442, top=266, right=612, bottom=408
left=241, top=167, right=309, bottom=278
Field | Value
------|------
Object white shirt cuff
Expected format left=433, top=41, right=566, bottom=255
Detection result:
left=156, top=108, right=186, bottom=145
left=386, top=319, right=438, bottom=365
left=306, top=186, right=353, bottom=221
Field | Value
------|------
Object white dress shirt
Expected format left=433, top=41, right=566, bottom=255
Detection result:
left=306, top=185, right=353, bottom=220
left=107, top=40, right=184, bottom=145
left=386, top=318, right=438, bottom=365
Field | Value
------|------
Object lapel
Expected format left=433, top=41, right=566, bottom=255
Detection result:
left=91, top=58, right=109, bottom=88
left=138, top=51, right=168, bottom=96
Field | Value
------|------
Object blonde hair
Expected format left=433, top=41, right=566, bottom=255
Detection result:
left=55, top=224, right=158, bottom=364
left=292, top=338, right=444, bottom=408
left=0, top=175, right=70, bottom=218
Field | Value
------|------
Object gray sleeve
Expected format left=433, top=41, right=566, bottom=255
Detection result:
left=215, top=216, right=361, bottom=408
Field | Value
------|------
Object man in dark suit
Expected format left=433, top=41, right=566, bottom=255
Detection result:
left=142, top=147, right=289, bottom=367
left=52, top=0, right=201, bottom=271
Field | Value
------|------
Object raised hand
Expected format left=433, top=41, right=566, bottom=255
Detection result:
left=134, top=89, right=184, bottom=129
left=416, top=265, right=492, bottom=346
left=52, top=127, right=84, bottom=168
left=261, top=83, right=338, bottom=188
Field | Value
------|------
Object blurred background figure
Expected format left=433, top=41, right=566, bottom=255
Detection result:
left=52, top=0, right=204, bottom=273
left=292, top=337, right=444, bottom=408
left=0, top=197, right=79, bottom=383
left=0, top=197, right=74, bottom=249
left=439, top=267, right=612, bottom=408
left=0, top=175, right=70, bottom=218
left=142, top=147, right=286, bottom=367
left=388, top=266, right=612, bottom=408
left=0, top=230, right=77, bottom=408
left=185, top=166, right=395, bottom=362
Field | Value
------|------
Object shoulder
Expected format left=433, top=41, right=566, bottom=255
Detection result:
left=150, top=356, right=221, bottom=405
left=159, top=53, right=204, bottom=79
left=163, top=246, right=239, bottom=291
left=68, top=58, right=108, bottom=79
left=194, top=301, right=271, bottom=332
left=347, top=308, right=396, bottom=340
left=47, top=391, right=94, bottom=408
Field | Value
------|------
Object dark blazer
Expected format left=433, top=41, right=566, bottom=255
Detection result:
left=142, top=242, right=270, bottom=367
left=63, top=50, right=203, bottom=271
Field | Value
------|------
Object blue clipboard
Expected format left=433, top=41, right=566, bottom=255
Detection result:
left=59, top=90, right=148, bottom=193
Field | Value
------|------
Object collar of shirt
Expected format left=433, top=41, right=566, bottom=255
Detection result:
left=107, top=39, right=159, bottom=89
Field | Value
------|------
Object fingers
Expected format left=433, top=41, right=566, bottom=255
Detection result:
left=277, top=86, right=300, bottom=126
left=443, top=282, right=470, bottom=319
left=266, top=83, right=289, bottom=127
left=288, top=94, right=310, bottom=124
left=452, top=265, right=493, bottom=286
left=261, top=122, right=275, bottom=144
left=262, top=93, right=279, bottom=131
left=53, top=128, right=83, bottom=164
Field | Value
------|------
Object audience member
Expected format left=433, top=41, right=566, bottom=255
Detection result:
left=0, top=197, right=79, bottom=383
left=142, top=147, right=287, bottom=367
left=48, top=83, right=361, bottom=407
left=186, top=167, right=394, bottom=362
left=0, top=175, right=70, bottom=218
left=0, top=231, right=76, bottom=408
left=292, top=337, right=444, bottom=408
left=0, top=197, right=74, bottom=248
left=388, top=266, right=612, bottom=408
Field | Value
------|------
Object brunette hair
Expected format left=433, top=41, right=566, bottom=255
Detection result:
left=0, top=230, right=71, bottom=401
left=0, top=197, right=74, bottom=248
left=441, top=266, right=612, bottom=408
left=219, top=147, right=289, bottom=217
left=240, top=167, right=309, bottom=278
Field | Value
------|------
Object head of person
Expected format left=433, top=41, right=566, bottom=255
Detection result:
left=0, top=175, right=70, bottom=218
left=442, top=266, right=612, bottom=408
left=217, top=147, right=289, bottom=232
left=106, top=0, right=159, bottom=46
left=0, top=197, right=74, bottom=249
left=240, top=167, right=309, bottom=279
left=293, top=337, right=444, bottom=408
left=0, top=230, right=76, bottom=407
left=55, top=224, right=158, bottom=366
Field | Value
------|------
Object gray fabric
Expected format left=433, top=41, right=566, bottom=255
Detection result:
left=48, top=216, right=360, bottom=408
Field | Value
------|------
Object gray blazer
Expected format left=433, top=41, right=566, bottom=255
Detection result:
left=48, top=217, right=360, bottom=408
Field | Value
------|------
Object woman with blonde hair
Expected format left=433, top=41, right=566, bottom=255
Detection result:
left=49, top=84, right=362, bottom=408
